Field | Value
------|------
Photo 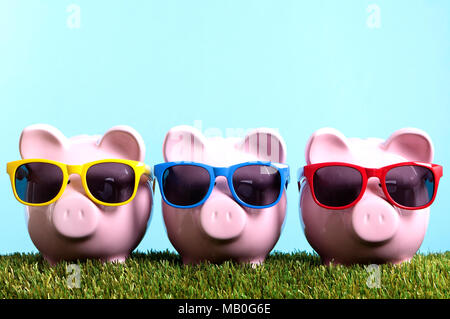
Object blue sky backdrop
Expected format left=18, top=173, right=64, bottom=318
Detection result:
left=0, top=0, right=449, bottom=254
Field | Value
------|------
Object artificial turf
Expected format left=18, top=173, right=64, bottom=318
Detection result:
left=0, top=250, right=448, bottom=299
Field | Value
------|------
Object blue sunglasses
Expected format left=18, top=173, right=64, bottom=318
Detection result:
left=154, top=161, right=290, bottom=209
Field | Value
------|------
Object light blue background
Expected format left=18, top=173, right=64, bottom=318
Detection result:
left=0, top=1, right=449, bottom=255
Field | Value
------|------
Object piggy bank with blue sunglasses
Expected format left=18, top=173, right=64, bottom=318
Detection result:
left=155, top=125, right=289, bottom=265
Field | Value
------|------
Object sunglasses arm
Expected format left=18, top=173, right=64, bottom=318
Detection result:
left=435, top=164, right=443, bottom=178
left=143, top=165, right=156, bottom=194
left=286, top=170, right=290, bottom=189
left=297, top=167, right=305, bottom=192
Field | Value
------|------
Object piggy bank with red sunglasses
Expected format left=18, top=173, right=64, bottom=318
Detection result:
left=299, top=128, right=443, bottom=265
left=13, top=124, right=153, bottom=265
left=159, top=125, right=288, bottom=265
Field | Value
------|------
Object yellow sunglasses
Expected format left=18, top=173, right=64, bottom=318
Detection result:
left=6, top=159, right=153, bottom=207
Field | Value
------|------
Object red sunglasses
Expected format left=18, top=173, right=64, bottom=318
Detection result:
left=299, top=162, right=443, bottom=210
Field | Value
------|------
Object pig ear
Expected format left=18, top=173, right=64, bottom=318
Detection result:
left=382, top=128, right=433, bottom=162
left=19, top=124, right=68, bottom=159
left=98, top=126, right=145, bottom=162
left=305, top=128, right=351, bottom=164
left=163, top=125, right=206, bottom=162
left=237, top=128, right=287, bottom=163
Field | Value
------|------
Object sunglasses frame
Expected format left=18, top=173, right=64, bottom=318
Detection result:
left=299, top=161, right=443, bottom=210
left=6, top=158, right=153, bottom=207
left=154, top=161, right=290, bottom=209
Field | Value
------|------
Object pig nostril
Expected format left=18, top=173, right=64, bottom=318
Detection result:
left=226, top=211, right=231, bottom=221
left=78, top=210, right=84, bottom=219
left=379, top=214, right=384, bottom=224
left=67, top=179, right=71, bottom=185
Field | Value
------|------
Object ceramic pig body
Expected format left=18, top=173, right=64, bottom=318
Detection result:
left=300, top=128, right=436, bottom=265
left=19, top=124, right=153, bottom=265
left=161, top=125, right=288, bottom=265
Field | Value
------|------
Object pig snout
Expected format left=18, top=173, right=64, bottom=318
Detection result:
left=351, top=197, right=399, bottom=243
left=199, top=193, right=247, bottom=240
left=52, top=195, right=100, bottom=239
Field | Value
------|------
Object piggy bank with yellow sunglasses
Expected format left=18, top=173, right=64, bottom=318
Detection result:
left=7, top=124, right=153, bottom=265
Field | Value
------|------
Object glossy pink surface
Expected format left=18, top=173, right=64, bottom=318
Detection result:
left=300, top=128, right=434, bottom=265
left=19, top=124, right=153, bottom=265
left=162, top=125, right=287, bottom=265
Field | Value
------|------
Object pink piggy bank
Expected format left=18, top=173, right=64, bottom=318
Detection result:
left=159, top=125, right=288, bottom=265
left=300, top=128, right=442, bottom=265
left=15, top=124, right=153, bottom=265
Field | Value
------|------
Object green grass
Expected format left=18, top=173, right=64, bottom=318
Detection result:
left=0, top=251, right=448, bottom=298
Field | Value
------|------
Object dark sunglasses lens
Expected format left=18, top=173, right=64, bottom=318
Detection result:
left=232, top=165, right=281, bottom=207
left=313, top=166, right=363, bottom=207
left=86, top=163, right=135, bottom=204
left=385, top=165, right=435, bottom=208
left=162, top=165, right=211, bottom=206
left=15, top=163, right=64, bottom=204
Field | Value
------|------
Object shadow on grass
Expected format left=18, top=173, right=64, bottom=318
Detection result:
left=6, top=250, right=444, bottom=270
left=268, top=250, right=322, bottom=266
left=130, top=249, right=324, bottom=268
left=130, top=249, right=183, bottom=265
left=1, top=250, right=324, bottom=268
